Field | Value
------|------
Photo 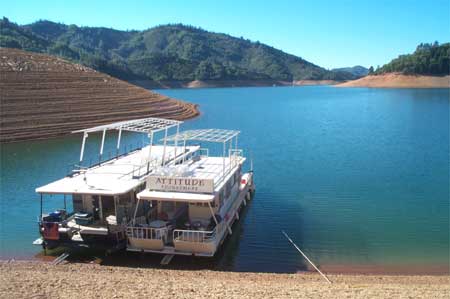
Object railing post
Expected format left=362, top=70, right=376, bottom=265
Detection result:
left=79, top=132, right=88, bottom=163
left=99, top=128, right=106, bottom=162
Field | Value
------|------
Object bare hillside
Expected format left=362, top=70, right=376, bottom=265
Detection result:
left=0, top=48, right=199, bottom=143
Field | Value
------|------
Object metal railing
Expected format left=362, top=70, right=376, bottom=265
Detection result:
left=173, top=229, right=214, bottom=243
left=126, top=226, right=168, bottom=241
left=67, top=140, right=146, bottom=176
left=173, top=222, right=225, bottom=243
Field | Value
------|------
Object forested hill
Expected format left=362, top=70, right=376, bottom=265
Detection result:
left=0, top=18, right=355, bottom=82
left=373, top=42, right=449, bottom=76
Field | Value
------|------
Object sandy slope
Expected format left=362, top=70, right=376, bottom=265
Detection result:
left=1, top=261, right=449, bottom=299
left=0, top=48, right=199, bottom=143
left=336, top=73, right=450, bottom=88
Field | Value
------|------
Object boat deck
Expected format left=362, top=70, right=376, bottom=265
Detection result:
left=161, top=156, right=244, bottom=184
left=36, top=145, right=199, bottom=195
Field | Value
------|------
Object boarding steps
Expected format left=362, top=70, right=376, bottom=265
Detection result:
left=52, top=253, right=70, bottom=265
left=160, top=254, right=175, bottom=265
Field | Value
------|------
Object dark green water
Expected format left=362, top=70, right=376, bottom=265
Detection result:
left=1, top=86, right=449, bottom=273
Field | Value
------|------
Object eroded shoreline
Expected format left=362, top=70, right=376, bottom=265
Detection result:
left=0, top=48, right=200, bottom=143
left=336, top=73, right=450, bottom=88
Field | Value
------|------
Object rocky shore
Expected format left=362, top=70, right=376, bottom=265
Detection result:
left=0, top=48, right=199, bottom=143
left=1, top=261, right=449, bottom=298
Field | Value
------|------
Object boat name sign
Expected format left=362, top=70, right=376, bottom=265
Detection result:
left=148, top=176, right=214, bottom=193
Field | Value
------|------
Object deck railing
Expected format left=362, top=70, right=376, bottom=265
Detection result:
left=126, top=226, right=168, bottom=241
left=173, top=222, right=226, bottom=243
left=173, top=229, right=214, bottom=243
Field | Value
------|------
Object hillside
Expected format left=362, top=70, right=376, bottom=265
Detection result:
left=337, top=42, right=449, bottom=88
left=0, top=48, right=198, bottom=143
left=0, top=18, right=354, bottom=85
left=374, top=42, right=449, bottom=76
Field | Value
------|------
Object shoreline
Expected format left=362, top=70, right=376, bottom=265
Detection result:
left=2, top=253, right=449, bottom=276
left=1, top=261, right=449, bottom=298
left=336, top=73, right=450, bottom=88
left=130, top=79, right=342, bottom=89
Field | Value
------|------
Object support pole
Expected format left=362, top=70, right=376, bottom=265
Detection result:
left=207, top=202, right=218, bottom=225
left=182, top=137, right=187, bottom=163
left=99, top=196, right=103, bottom=222
left=222, top=141, right=226, bottom=180
left=229, top=138, right=233, bottom=171
left=174, top=124, right=179, bottom=159
left=147, top=131, right=154, bottom=173
left=281, top=230, right=331, bottom=284
left=161, top=127, right=168, bottom=166
left=40, top=194, right=43, bottom=219
left=99, top=129, right=106, bottom=162
left=64, top=194, right=67, bottom=211
left=132, top=197, right=141, bottom=226
left=116, top=127, right=122, bottom=157
left=114, top=196, right=118, bottom=223
left=79, top=133, right=88, bottom=163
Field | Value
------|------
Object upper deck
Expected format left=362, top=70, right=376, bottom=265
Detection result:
left=36, top=145, right=200, bottom=195
left=138, top=128, right=245, bottom=202
left=36, top=117, right=198, bottom=196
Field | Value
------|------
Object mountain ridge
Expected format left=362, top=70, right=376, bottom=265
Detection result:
left=1, top=17, right=356, bottom=83
left=332, top=65, right=368, bottom=78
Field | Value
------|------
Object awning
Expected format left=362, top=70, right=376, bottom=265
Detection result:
left=137, top=190, right=215, bottom=203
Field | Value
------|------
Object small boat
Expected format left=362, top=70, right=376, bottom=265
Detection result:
left=34, top=118, right=200, bottom=251
left=126, top=129, right=255, bottom=257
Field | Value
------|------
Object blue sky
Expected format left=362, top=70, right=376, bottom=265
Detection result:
left=4, top=0, right=449, bottom=69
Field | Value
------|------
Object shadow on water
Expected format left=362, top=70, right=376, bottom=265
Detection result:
left=38, top=194, right=285, bottom=272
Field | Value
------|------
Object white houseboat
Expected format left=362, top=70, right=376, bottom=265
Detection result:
left=126, top=129, right=255, bottom=257
left=35, top=118, right=200, bottom=251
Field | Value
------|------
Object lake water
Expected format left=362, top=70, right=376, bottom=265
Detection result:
left=1, top=86, right=449, bottom=274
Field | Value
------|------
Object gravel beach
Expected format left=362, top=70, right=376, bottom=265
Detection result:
left=1, top=261, right=449, bottom=298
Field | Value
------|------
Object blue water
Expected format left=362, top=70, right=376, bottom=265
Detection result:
left=1, top=86, right=449, bottom=273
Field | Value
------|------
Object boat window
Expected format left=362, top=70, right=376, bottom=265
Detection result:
left=101, top=196, right=115, bottom=220
left=224, top=181, right=231, bottom=198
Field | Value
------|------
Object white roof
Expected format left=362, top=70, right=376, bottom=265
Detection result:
left=163, top=129, right=240, bottom=143
left=72, top=117, right=182, bottom=134
left=137, top=190, right=215, bottom=203
left=36, top=145, right=199, bottom=195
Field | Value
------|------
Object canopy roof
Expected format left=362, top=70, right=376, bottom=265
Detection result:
left=163, top=129, right=239, bottom=143
left=72, top=117, right=182, bottom=134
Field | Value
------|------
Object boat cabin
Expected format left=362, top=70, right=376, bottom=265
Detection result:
left=126, top=129, right=254, bottom=257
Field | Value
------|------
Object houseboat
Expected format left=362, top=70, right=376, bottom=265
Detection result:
left=126, top=129, right=255, bottom=257
left=34, top=117, right=200, bottom=251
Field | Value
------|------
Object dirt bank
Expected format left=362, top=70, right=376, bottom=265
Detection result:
left=1, top=261, right=448, bottom=299
left=336, top=73, right=450, bottom=88
left=0, top=48, right=199, bottom=143
left=131, top=79, right=341, bottom=89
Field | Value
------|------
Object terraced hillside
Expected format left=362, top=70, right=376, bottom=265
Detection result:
left=0, top=48, right=199, bottom=143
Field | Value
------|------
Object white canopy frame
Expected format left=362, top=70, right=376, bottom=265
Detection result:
left=72, top=118, right=183, bottom=165
left=162, top=129, right=241, bottom=182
